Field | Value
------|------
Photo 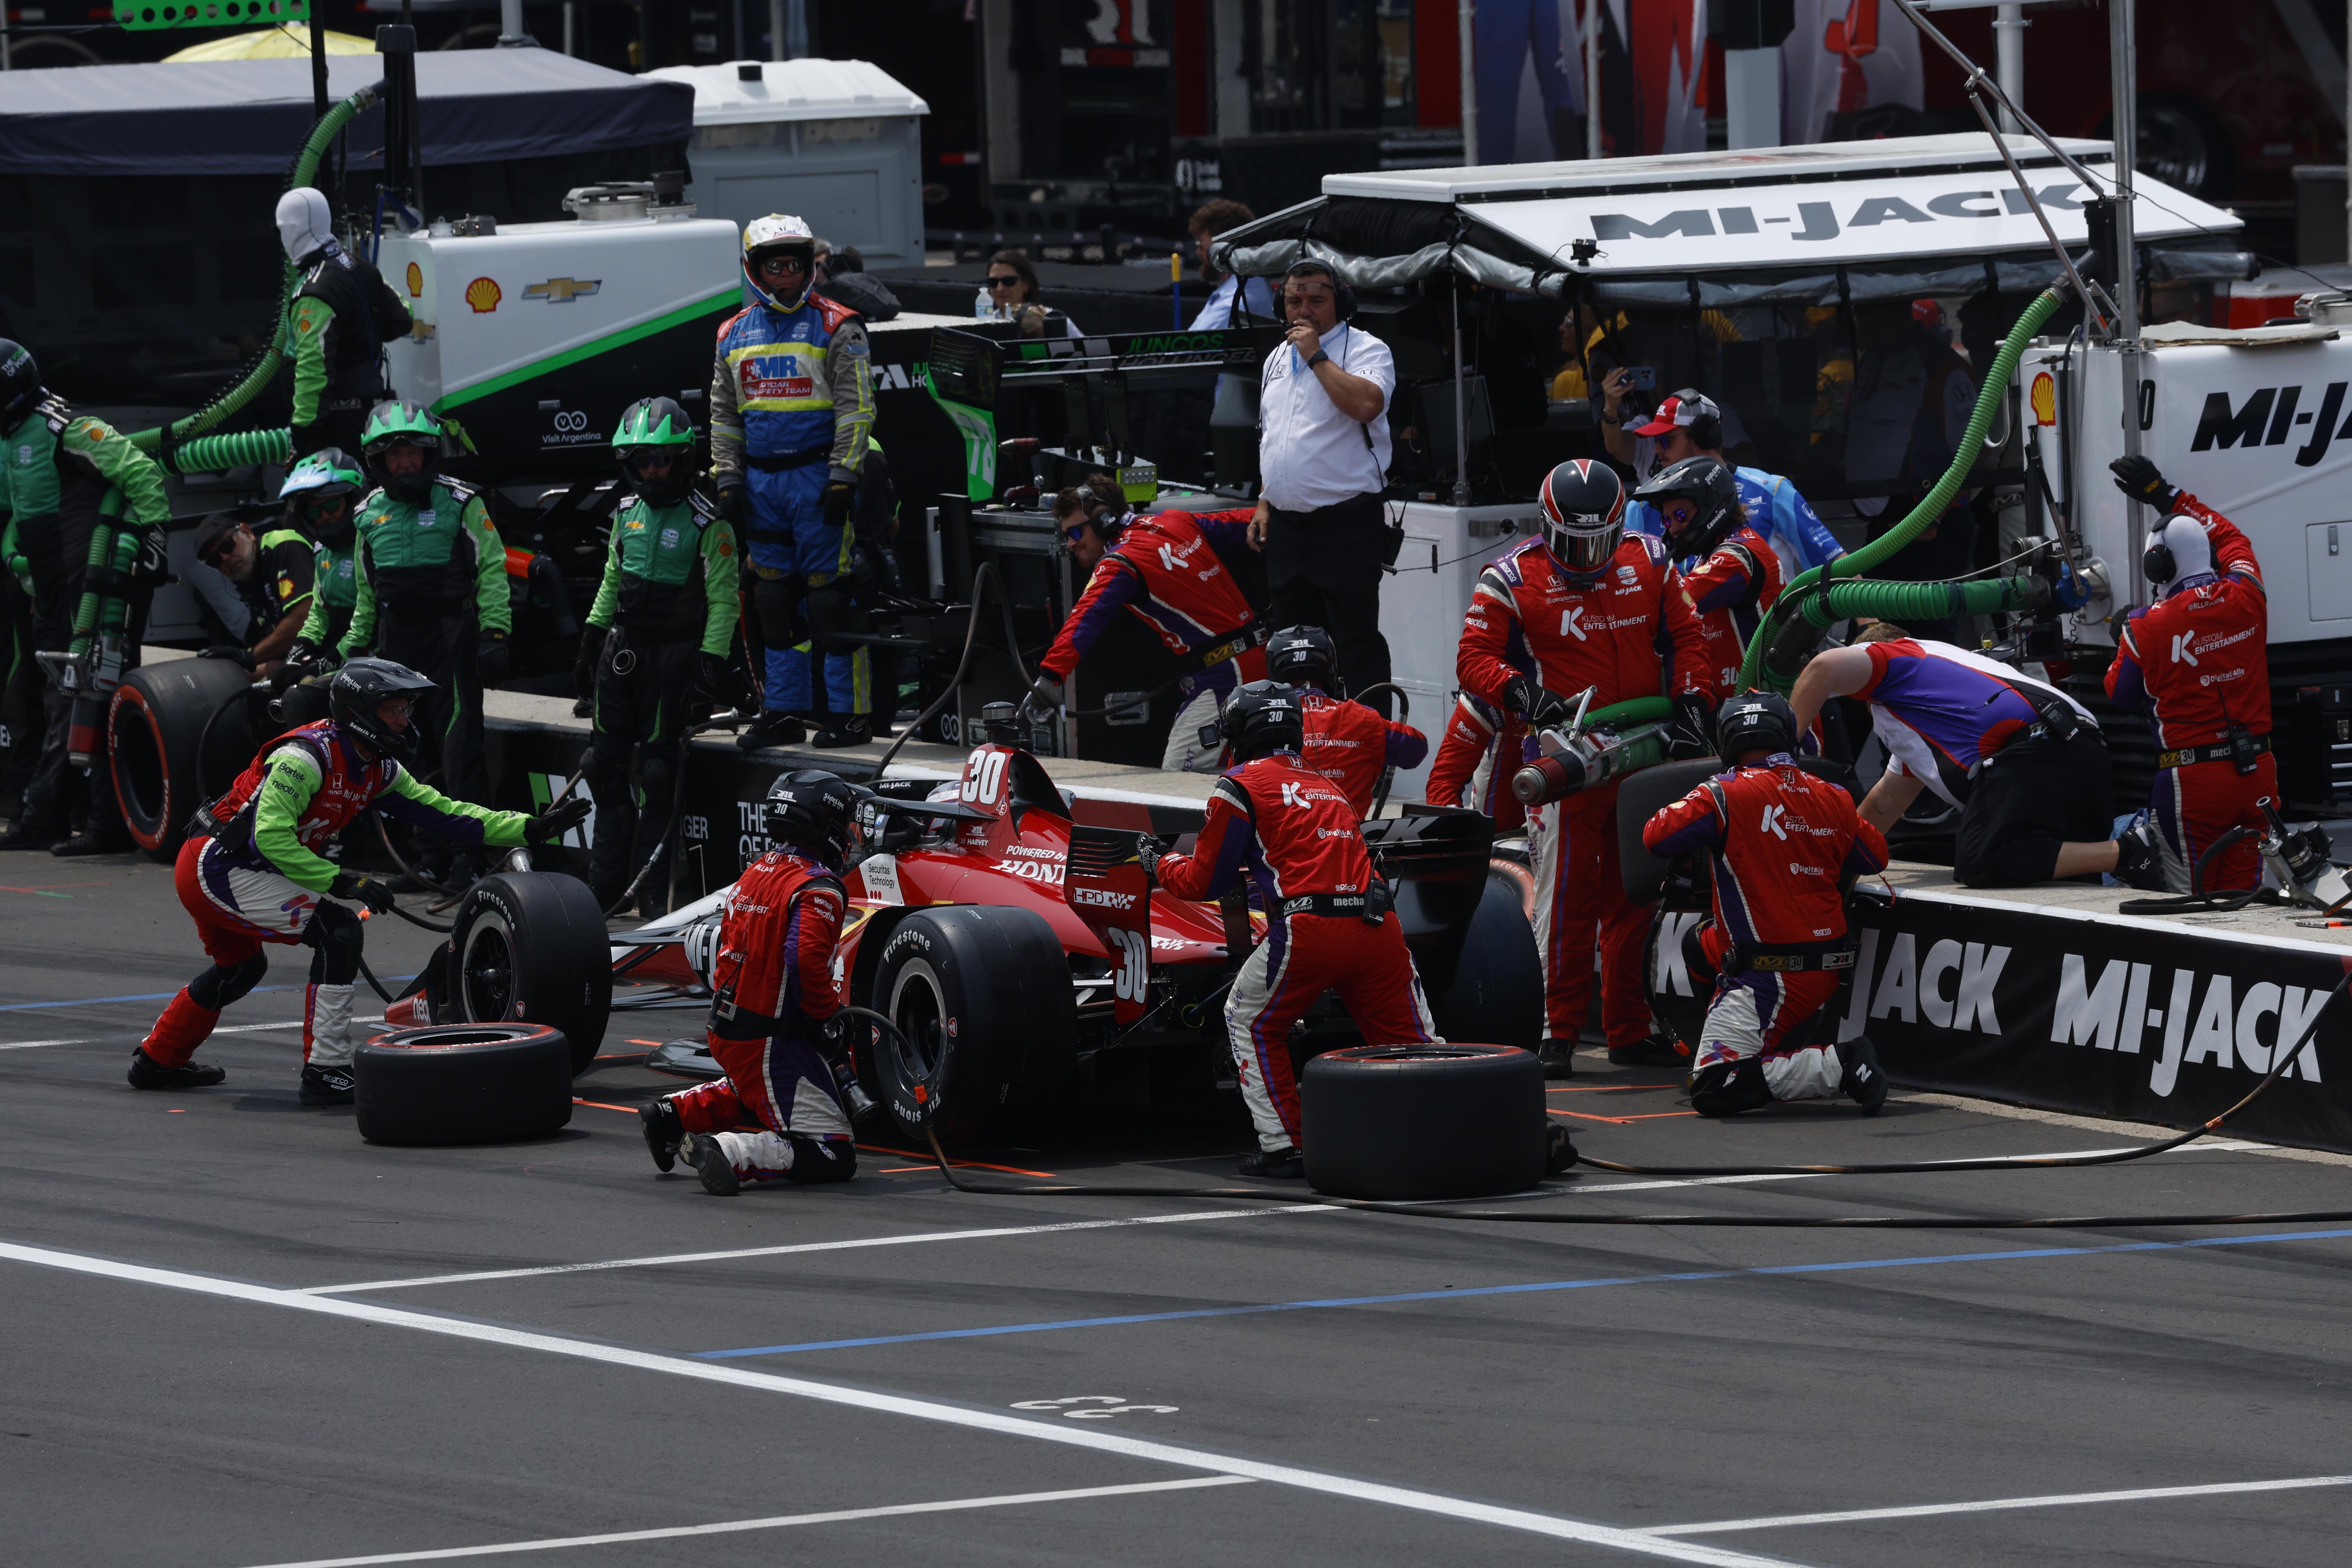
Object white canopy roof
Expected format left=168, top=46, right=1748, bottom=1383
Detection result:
left=644, top=57, right=927, bottom=125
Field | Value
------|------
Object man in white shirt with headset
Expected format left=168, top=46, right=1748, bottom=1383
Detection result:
left=1249, top=259, right=1397, bottom=715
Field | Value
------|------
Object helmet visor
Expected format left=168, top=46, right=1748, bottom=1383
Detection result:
left=1550, top=512, right=1623, bottom=573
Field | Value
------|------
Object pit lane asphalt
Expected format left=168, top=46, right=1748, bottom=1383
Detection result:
left=9, top=851, right=2352, bottom=1568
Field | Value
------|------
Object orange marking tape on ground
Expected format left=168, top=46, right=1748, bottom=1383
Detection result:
left=856, top=1143, right=1058, bottom=1179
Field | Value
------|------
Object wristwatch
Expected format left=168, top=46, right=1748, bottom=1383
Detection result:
left=1306, top=348, right=1330, bottom=368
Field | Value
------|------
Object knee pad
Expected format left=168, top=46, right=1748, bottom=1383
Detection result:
left=637, top=751, right=675, bottom=793
left=577, top=742, right=624, bottom=791
left=783, top=1136, right=857, bottom=1185
left=752, top=573, right=806, bottom=652
left=804, top=583, right=858, bottom=655
left=190, top=951, right=269, bottom=1011
left=302, top=900, right=364, bottom=987
left=1689, top=1057, right=1772, bottom=1118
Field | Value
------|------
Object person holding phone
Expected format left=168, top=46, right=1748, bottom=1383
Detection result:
left=1607, top=379, right=1845, bottom=580
left=1249, top=260, right=1398, bottom=716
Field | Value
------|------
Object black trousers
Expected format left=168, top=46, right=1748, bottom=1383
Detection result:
left=375, top=603, right=486, bottom=808
left=14, top=511, right=134, bottom=837
left=582, top=633, right=695, bottom=909
left=291, top=405, right=370, bottom=466
left=1954, top=726, right=2112, bottom=887
left=1265, top=492, right=1392, bottom=715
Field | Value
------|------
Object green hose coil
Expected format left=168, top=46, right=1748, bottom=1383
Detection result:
left=1585, top=695, right=1672, bottom=730
left=128, top=82, right=385, bottom=455
left=67, top=509, right=119, bottom=656
left=1734, top=285, right=2067, bottom=694
left=164, top=428, right=294, bottom=474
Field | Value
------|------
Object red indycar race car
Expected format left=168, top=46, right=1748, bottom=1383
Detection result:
left=402, top=726, right=1543, bottom=1142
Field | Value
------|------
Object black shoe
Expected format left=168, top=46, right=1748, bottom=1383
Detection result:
left=641, top=1100, right=684, bottom=1173
left=127, top=1048, right=225, bottom=1090
left=2113, top=817, right=2167, bottom=891
left=1544, top=1120, right=1578, bottom=1176
left=298, top=1063, right=356, bottom=1105
left=445, top=851, right=485, bottom=889
left=1838, top=1034, right=1888, bottom=1116
left=689, top=1133, right=741, bottom=1196
left=1238, top=1145, right=1304, bottom=1179
left=0, top=820, right=63, bottom=851
left=1536, top=1041, right=1578, bottom=1080
left=1607, top=1034, right=1685, bottom=1069
left=811, top=715, right=872, bottom=749
left=50, top=829, right=132, bottom=857
left=735, top=713, right=806, bottom=752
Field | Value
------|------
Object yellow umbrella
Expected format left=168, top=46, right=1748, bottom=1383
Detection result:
left=165, top=24, right=377, bottom=61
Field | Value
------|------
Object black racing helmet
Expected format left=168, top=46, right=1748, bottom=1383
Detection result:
left=1633, top=454, right=1744, bottom=559
left=1537, top=458, right=1627, bottom=574
left=1714, top=691, right=1798, bottom=761
left=0, top=338, right=42, bottom=430
left=1265, top=624, right=1338, bottom=693
left=1224, top=679, right=1305, bottom=762
left=763, top=768, right=859, bottom=866
left=329, top=657, right=436, bottom=764
left=361, top=399, right=443, bottom=507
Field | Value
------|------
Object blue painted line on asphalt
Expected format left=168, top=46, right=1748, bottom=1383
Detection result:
left=693, top=1228, right=2352, bottom=1360
left=0, top=977, right=416, bottom=1013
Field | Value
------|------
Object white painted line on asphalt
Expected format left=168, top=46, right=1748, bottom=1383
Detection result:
left=1638, top=1473, right=2352, bottom=1535
left=1562, top=1142, right=2272, bottom=1197
left=0, top=1018, right=384, bottom=1051
left=0, top=1237, right=1802, bottom=1568
left=294, top=1206, right=1345, bottom=1294
left=236, top=1476, right=1257, bottom=1566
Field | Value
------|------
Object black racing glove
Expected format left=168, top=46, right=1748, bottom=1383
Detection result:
left=201, top=643, right=255, bottom=669
left=715, top=480, right=747, bottom=528
left=1505, top=675, right=1576, bottom=729
left=572, top=627, right=606, bottom=703
left=1019, top=673, right=1063, bottom=724
left=822, top=477, right=858, bottom=532
left=1670, top=690, right=1718, bottom=760
left=1135, top=835, right=1163, bottom=882
left=523, top=794, right=593, bottom=848
left=695, top=651, right=733, bottom=699
left=477, top=629, right=511, bottom=688
left=329, top=869, right=397, bottom=914
left=2109, top=455, right=2182, bottom=515
left=268, top=659, right=306, bottom=693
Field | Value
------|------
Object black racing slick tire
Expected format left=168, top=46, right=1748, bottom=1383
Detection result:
left=354, top=1024, right=573, bottom=1145
left=1425, top=873, right=1544, bottom=1049
left=1302, top=1043, right=1547, bottom=1200
left=436, top=872, right=612, bottom=1074
left=866, top=905, right=1075, bottom=1143
left=108, top=655, right=254, bottom=861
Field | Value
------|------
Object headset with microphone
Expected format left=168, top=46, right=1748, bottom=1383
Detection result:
left=1283, top=258, right=1356, bottom=322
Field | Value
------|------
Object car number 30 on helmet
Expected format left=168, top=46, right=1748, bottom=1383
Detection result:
left=961, top=747, right=1009, bottom=805
left=1104, top=926, right=1149, bottom=1002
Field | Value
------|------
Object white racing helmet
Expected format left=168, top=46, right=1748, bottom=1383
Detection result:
left=1537, top=458, right=1628, bottom=574
left=743, top=213, right=817, bottom=305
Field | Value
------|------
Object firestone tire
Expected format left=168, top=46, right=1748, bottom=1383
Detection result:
left=107, top=655, right=254, bottom=862
left=1302, top=1043, right=1547, bottom=1200
left=354, top=1024, right=573, bottom=1146
left=865, top=904, right=1074, bottom=1144
left=436, top=872, right=612, bottom=1074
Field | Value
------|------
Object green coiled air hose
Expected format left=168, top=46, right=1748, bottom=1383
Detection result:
left=67, top=514, right=118, bottom=657
left=1758, top=576, right=2044, bottom=685
left=162, top=428, right=294, bottom=475
left=1583, top=695, right=1671, bottom=730
left=1734, top=285, right=2067, bottom=694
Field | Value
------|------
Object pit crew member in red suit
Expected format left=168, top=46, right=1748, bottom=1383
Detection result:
left=639, top=769, right=864, bottom=1196
left=1423, top=691, right=1527, bottom=830
left=2103, top=456, right=2272, bottom=893
left=1024, top=472, right=1264, bottom=773
left=1642, top=693, right=1891, bottom=1115
left=1455, top=458, right=1714, bottom=1072
left=1265, top=623, right=1426, bottom=819
left=1150, top=680, right=1441, bottom=1179
left=1633, top=454, right=1782, bottom=697
left=130, top=659, right=586, bottom=1103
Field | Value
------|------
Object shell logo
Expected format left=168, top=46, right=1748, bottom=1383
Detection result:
left=2030, top=369, right=2057, bottom=427
left=463, top=277, right=502, bottom=314
left=405, top=262, right=423, bottom=298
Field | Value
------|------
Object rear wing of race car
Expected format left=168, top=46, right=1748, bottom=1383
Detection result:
left=1065, top=824, right=1153, bottom=1027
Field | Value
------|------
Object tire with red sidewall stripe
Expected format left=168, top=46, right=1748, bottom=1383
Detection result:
left=354, top=1024, right=573, bottom=1145
left=432, top=872, right=612, bottom=1074
left=107, top=655, right=254, bottom=861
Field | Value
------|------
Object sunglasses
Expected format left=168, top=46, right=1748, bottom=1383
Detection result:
left=757, top=255, right=810, bottom=276
left=986, top=274, right=1025, bottom=290
left=200, top=531, right=243, bottom=564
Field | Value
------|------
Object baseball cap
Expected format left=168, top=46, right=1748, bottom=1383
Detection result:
left=1629, top=390, right=1719, bottom=439
left=192, top=513, right=244, bottom=562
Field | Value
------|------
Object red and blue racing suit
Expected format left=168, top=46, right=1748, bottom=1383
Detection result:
left=1298, top=688, right=1427, bottom=820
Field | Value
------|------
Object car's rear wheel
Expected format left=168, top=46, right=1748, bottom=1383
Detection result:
left=863, top=905, right=1075, bottom=1143
left=1426, top=873, right=1544, bottom=1049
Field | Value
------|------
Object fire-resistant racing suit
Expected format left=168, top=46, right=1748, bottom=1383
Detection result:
left=1038, top=505, right=1267, bottom=771
left=294, top=533, right=359, bottom=654
left=1455, top=533, right=1711, bottom=1047
left=1154, top=750, right=1441, bottom=1153
left=2104, top=497, right=2270, bottom=892
left=711, top=292, right=875, bottom=724
left=1423, top=691, right=1526, bottom=830
left=1297, top=688, right=1426, bottom=819
left=139, top=717, right=535, bottom=1076
left=1642, top=756, right=1887, bottom=1112
left=671, top=844, right=857, bottom=1184
left=336, top=477, right=510, bottom=806
left=1677, top=520, right=1782, bottom=697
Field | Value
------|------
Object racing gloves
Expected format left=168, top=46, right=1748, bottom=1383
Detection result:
left=1504, top=675, right=1576, bottom=729
left=1669, top=690, right=1717, bottom=761
left=329, top=870, right=398, bottom=914
left=822, top=477, right=858, bottom=532
left=2110, top=455, right=2182, bottom=515
left=523, top=795, right=594, bottom=848
left=1019, top=674, right=1063, bottom=724
left=695, top=651, right=734, bottom=701
left=715, top=480, right=746, bottom=528
left=1135, top=834, right=1163, bottom=882
left=477, top=629, right=511, bottom=688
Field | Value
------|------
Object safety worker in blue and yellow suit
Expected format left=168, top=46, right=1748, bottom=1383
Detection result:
left=710, top=213, right=876, bottom=752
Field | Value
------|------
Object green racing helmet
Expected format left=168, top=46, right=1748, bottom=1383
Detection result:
left=360, top=399, right=443, bottom=506
left=279, top=446, right=365, bottom=547
left=612, top=396, right=697, bottom=507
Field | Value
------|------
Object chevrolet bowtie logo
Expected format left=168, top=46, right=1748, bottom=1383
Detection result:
left=524, top=277, right=601, bottom=304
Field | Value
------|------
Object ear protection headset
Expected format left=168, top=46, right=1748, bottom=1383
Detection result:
left=1666, top=386, right=1724, bottom=450
left=1284, top=259, right=1355, bottom=321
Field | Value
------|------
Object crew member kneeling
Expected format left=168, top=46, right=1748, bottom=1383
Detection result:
left=1642, top=693, right=1891, bottom=1116
left=2104, top=456, right=2271, bottom=893
left=639, top=770, right=862, bottom=1196
left=129, top=660, right=588, bottom=1102
left=1149, top=680, right=1443, bottom=1178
